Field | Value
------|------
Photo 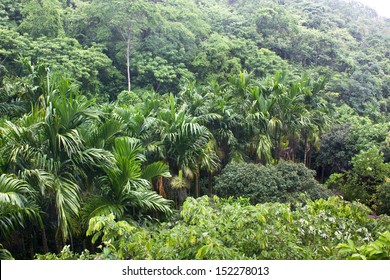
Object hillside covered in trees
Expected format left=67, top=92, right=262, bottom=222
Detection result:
left=0, top=0, right=389, bottom=260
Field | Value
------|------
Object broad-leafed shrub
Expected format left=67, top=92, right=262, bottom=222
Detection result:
left=214, top=161, right=331, bottom=204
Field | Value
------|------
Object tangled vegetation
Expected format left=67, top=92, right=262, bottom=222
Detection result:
left=35, top=196, right=390, bottom=260
left=0, top=0, right=389, bottom=259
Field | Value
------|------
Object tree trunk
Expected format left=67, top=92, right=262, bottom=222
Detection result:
left=126, top=31, right=131, bottom=92
left=195, top=173, right=199, bottom=198
left=208, top=173, right=213, bottom=196
left=55, top=237, right=63, bottom=253
left=27, top=233, right=35, bottom=259
left=177, top=188, right=187, bottom=205
left=303, top=136, right=308, bottom=166
left=41, top=228, right=48, bottom=253
left=157, top=176, right=166, bottom=198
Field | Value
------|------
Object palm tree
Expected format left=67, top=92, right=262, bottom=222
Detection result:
left=0, top=174, right=41, bottom=240
left=152, top=94, right=218, bottom=199
left=81, top=136, right=172, bottom=223
left=0, top=66, right=114, bottom=250
left=0, top=174, right=42, bottom=257
left=179, top=80, right=241, bottom=164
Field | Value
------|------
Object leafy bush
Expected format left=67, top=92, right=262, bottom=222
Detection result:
left=116, top=90, right=142, bottom=106
left=326, top=147, right=390, bottom=214
left=337, top=231, right=390, bottom=260
left=80, top=196, right=388, bottom=260
left=317, top=119, right=389, bottom=174
left=213, top=161, right=331, bottom=204
left=86, top=214, right=153, bottom=260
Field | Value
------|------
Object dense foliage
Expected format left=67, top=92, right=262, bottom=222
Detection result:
left=214, top=161, right=331, bottom=204
left=326, top=147, right=390, bottom=214
left=0, top=0, right=388, bottom=110
left=36, top=196, right=390, bottom=260
left=0, top=0, right=389, bottom=260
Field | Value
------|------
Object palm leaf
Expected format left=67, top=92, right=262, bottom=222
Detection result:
left=81, top=196, right=126, bottom=224
left=0, top=244, right=14, bottom=260
left=141, top=162, right=171, bottom=182
left=73, top=148, right=116, bottom=171
left=257, top=134, right=273, bottom=164
left=0, top=175, right=42, bottom=238
left=56, top=129, right=83, bottom=156
left=0, top=174, right=33, bottom=207
left=125, top=187, right=173, bottom=215
left=54, top=176, right=80, bottom=241
left=82, top=119, right=124, bottom=149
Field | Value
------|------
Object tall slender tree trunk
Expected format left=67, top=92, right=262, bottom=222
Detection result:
left=126, top=31, right=131, bottom=92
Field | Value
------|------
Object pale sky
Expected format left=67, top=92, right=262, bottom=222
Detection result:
left=357, top=0, right=390, bottom=18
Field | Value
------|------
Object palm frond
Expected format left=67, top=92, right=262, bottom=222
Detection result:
left=125, top=187, right=173, bottom=215
left=54, top=177, right=80, bottom=241
left=0, top=191, right=42, bottom=239
left=81, top=196, right=126, bottom=224
left=113, top=137, right=145, bottom=163
left=123, top=179, right=151, bottom=193
left=82, top=119, right=124, bottom=149
left=73, top=148, right=116, bottom=171
left=18, top=169, right=54, bottom=196
left=141, top=162, right=171, bottom=182
left=56, top=129, right=83, bottom=157
left=257, top=134, right=273, bottom=164
left=0, top=244, right=14, bottom=260
left=0, top=174, right=33, bottom=207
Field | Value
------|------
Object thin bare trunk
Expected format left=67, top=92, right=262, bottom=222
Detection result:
left=195, top=173, right=199, bottom=198
left=126, top=33, right=131, bottom=92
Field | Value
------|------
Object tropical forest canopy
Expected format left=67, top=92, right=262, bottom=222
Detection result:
left=0, top=0, right=389, bottom=260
